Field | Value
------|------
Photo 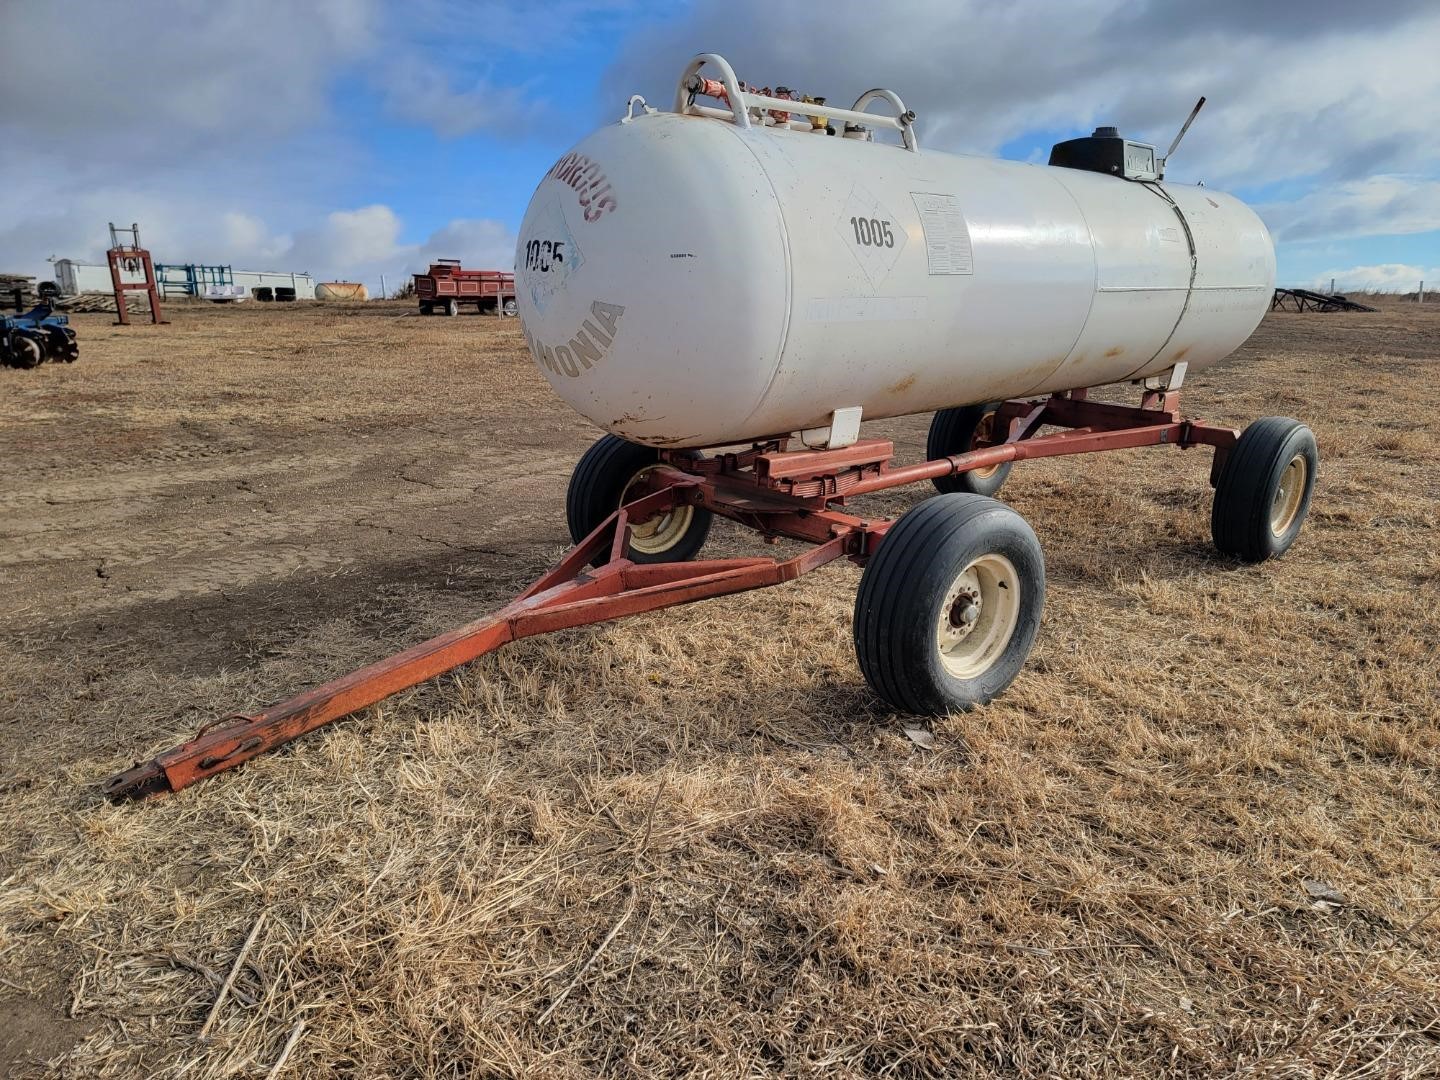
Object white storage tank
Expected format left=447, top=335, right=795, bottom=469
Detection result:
left=515, top=55, right=1274, bottom=449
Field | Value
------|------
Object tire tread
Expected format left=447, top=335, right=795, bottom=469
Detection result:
left=926, top=404, right=1013, bottom=496
left=1211, top=416, right=1316, bottom=562
left=856, top=494, right=1039, bottom=714
left=566, top=435, right=711, bottom=564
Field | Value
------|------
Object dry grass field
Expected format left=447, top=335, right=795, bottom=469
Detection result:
left=1, top=298, right=1438, bottom=1077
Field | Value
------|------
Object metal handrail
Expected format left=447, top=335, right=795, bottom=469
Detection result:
left=675, top=53, right=749, bottom=128
left=851, top=88, right=918, bottom=151
left=673, top=53, right=919, bottom=151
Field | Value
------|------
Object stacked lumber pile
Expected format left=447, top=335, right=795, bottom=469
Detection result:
left=56, top=292, right=157, bottom=315
left=56, top=292, right=120, bottom=313
left=1, top=273, right=37, bottom=310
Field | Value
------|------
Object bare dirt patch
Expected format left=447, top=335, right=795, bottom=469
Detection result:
left=1, top=300, right=1438, bottom=1076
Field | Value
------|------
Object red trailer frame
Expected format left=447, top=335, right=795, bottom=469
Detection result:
left=103, top=386, right=1259, bottom=802
left=414, top=260, right=517, bottom=317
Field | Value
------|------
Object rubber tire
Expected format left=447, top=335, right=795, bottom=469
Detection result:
left=1211, top=416, right=1318, bottom=563
left=565, top=435, right=712, bottom=566
left=444, top=299, right=458, bottom=317
left=854, top=493, right=1045, bottom=715
left=927, top=403, right=1013, bottom=496
left=502, top=299, right=518, bottom=317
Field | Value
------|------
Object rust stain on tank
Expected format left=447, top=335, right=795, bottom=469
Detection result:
left=1104, top=346, right=1125, bottom=358
left=612, top=411, right=667, bottom=427
left=1170, top=345, right=1191, bottom=363
left=887, top=373, right=917, bottom=395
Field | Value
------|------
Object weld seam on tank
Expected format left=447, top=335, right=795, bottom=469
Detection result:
left=1124, top=182, right=1199, bottom=381
left=725, top=124, right=797, bottom=439
left=1015, top=169, right=1103, bottom=400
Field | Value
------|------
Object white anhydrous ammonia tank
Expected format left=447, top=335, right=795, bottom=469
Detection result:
left=515, top=57, right=1274, bottom=450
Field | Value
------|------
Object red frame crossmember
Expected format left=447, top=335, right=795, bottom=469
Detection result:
left=103, top=389, right=1237, bottom=801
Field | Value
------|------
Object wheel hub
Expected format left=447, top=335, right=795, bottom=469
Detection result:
left=1269, top=454, right=1308, bottom=535
left=970, top=413, right=1002, bottom=479
left=622, top=465, right=694, bottom=555
left=947, top=588, right=982, bottom=633
left=936, top=554, right=1021, bottom=679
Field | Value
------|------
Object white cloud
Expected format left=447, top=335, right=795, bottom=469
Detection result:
left=1, top=0, right=1433, bottom=285
left=288, top=206, right=407, bottom=272
left=1259, top=177, right=1440, bottom=242
left=0, top=1, right=378, bottom=172
left=0, top=0, right=527, bottom=285
left=396, top=0, right=654, bottom=56
left=421, top=219, right=517, bottom=269
left=603, top=1, right=1440, bottom=198
left=0, top=189, right=301, bottom=275
left=220, top=206, right=516, bottom=288
left=277, top=209, right=519, bottom=289
left=218, top=213, right=292, bottom=263
left=0, top=188, right=515, bottom=291
left=1310, top=263, right=1437, bottom=292
left=374, top=57, right=548, bottom=139
left=0, top=0, right=380, bottom=281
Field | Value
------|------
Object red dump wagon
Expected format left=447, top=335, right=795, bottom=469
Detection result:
left=413, top=260, right=517, bottom=316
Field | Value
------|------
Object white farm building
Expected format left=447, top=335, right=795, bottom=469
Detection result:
left=53, top=259, right=316, bottom=300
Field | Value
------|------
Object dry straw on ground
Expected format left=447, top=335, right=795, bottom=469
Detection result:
left=1, top=299, right=1438, bottom=1077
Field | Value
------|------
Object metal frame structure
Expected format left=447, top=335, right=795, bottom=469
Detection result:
left=106, top=223, right=167, bottom=325
left=1271, top=288, right=1376, bottom=314
left=155, top=263, right=234, bottom=298
left=104, top=387, right=1237, bottom=801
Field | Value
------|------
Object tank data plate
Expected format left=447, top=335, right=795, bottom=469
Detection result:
left=911, top=193, right=974, bottom=275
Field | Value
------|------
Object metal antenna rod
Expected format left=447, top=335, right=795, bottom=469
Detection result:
left=1162, top=96, right=1206, bottom=171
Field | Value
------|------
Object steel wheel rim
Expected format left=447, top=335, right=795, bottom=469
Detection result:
left=970, top=413, right=1002, bottom=479
left=936, top=553, right=1021, bottom=679
left=1270, top=454, right=1308, bottom=535
left=622, top=465, right=694, bottom=555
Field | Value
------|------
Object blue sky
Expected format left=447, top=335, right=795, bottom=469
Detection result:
left=4, top=1, right=1437, bottom=293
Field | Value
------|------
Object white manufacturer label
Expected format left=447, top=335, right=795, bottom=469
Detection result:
left=911, top=193, right=973, bottom=275
left=836, top=185, right=908, bottom=288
